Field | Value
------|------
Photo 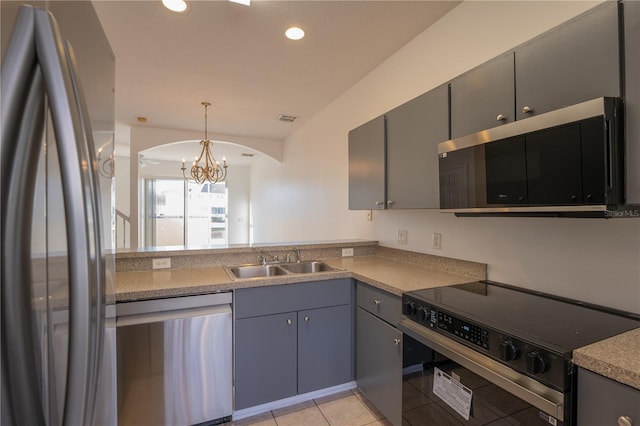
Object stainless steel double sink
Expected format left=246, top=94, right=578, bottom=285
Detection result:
left=224, top=261, right=344, bottom=280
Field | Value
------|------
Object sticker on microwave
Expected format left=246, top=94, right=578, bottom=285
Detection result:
left=433, top=367, right=473, bottom=421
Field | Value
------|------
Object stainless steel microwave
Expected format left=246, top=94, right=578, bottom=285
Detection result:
left=438, top=97, right=624, bottom=217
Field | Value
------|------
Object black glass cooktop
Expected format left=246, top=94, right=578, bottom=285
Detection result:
left=406, top=281, right=640, bottom=354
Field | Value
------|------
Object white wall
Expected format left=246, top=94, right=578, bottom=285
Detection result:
left=250, top=1, right=640, bottom=313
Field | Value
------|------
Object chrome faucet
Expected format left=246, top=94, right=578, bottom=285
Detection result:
left=259, top=251, right=279, bottom=264
left=293, top=248, right=301, bottom=263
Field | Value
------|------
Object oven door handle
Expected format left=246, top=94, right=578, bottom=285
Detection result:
left=398, top=319, right=566, bottom=422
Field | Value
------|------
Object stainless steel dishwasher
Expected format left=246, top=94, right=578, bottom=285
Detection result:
left=116, top=292, right=232, bottom=426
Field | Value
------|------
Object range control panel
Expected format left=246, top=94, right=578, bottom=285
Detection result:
left=402, top=294, right=568, bottom=391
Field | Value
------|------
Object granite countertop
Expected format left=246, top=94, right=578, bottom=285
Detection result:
left=573, top=327, right=640, bottom=390
left=115, top=250, right=640, bottom=389
left=115, top=254, right=478, bottom=302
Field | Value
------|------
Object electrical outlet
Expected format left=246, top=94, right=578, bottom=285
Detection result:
left=398, top=229, right=408, bottom=245
left=366, top=210, right=373, bottom=221
left=342, top=248, right=354, bottom=257
left=152, top=258, right=171, bottom=269
left=433, top=233, right=442, bottom=250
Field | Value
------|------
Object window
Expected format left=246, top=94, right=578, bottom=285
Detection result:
left=143, top=179, right=228, bottom=247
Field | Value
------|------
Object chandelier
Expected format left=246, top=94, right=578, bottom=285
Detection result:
left=181, top=101, right=228, bottom=184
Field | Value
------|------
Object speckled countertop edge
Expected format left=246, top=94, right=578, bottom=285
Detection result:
left=115, top=239, right=377, bottom=259
left=573, top=327, right=640, bottom=390
left=115, top=255, right=480, bottom=302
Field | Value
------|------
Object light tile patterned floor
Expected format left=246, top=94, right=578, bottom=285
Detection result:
left=231, top=390, right=391, bottom=426
left=232, top=362, right=548, bottom=426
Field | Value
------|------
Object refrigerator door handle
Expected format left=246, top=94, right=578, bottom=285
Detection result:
left=33, top=8, right=103, bottom=426
left=63, top=38, right=106, bottom=423
left=1, top=9, right=47, bottom=424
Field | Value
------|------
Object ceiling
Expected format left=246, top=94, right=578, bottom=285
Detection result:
left=93, top=0, right=459, bottom=162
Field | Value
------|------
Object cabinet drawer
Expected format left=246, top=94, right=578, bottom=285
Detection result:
left=235, top=279, right=352, bottom=319
left=356, top=282, right=401, bottom=326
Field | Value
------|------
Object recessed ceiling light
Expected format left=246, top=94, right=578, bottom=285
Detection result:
left=229, top=0, right=251, bottom=5
left=285, top=27, right=305, bottom=41
left=162, top=0, right=187, bottom=13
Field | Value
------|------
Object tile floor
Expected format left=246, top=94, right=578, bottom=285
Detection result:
left=231, top=389, right=389, bottom=426
left=233, top=362, right=556, bottom=426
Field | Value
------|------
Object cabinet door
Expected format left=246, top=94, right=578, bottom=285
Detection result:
left=515, top=1, right=620, bottom=120
left=525, top=123, right=582, bottom=205
left=298, top=304, right=353, bottom=394
left=450, top=52, right=515, bottom=138
left=235, top=313, right=297, bottom=409
left=577, top=368, right=640, bottom=426
left=348, top=115, right=386, bottom=210
left=386, top=84, right=449, bottom=209
left=624, top=0, right=640, bottom=204
left=356, top=307, right=402, bottom=426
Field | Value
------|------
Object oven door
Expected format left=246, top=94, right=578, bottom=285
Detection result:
left=399, top=319, right=570, bottom=426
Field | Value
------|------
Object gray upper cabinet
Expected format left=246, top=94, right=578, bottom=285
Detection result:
left=624, top=0, right=640, bottom=204
left=515, top=1, right=621, bottom=120
left=386, top=84, right=449, bottom=209
left=348, top=85, right=448, bottom=210
left=348, top=115, right=386, bottom=210
left=450, top=52, right=515, bottom=138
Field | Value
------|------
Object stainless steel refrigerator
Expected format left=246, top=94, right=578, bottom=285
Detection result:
left=1, top=2, right=116, bottom=425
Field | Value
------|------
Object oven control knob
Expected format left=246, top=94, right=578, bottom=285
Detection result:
left=526, top=351, right=548, bottom=374
left=499, top=340, right=520, bottom=361
left=404, top=301, right=415, bottom=315
left=417, top=307, right=428, bottom=322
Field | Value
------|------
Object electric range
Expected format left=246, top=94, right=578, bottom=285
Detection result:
left=398, top=281, right=640, bottom=424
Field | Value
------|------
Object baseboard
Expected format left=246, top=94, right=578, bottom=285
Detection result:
left=232, top=381, right=357, bottom=420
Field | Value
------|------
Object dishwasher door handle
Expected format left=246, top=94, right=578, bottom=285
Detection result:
left=116, top=304, right=231, bottom=327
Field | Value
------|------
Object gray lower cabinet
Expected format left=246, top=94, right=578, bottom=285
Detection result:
left=235, top=279, right=353, bottom=410
left=577, top=368, right=640, bottom=426
left=235, top=312, right=298, bottom=409
left=298, top=305, right=352, bottom=394
left=356, top=307, right=402, bottom=426
left=514, top=1, right=621, bottom=120
left=355, top=282, right=403, bottom=426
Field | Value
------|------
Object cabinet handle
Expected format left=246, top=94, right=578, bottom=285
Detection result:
left=287, top=319, right=292, bottom=325
left=618, top=416, right=633, bottom=426
left=387, top=200, right=395, bottom=206
left=304, top=316, right=310, bottom=322
left=394, top=338, right=401, bottom=345
left=496, top=114, right=507, bottom=121
left=375, top=201, right=384, bottom=206
left=374, top=299, right=381, bottom=305
left=522, top=106, right=534, bottom=114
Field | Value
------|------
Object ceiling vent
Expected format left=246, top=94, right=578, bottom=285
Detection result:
left=241, top=153, right=255, bottom=157
left=278, top=114, right=299, bottom=123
